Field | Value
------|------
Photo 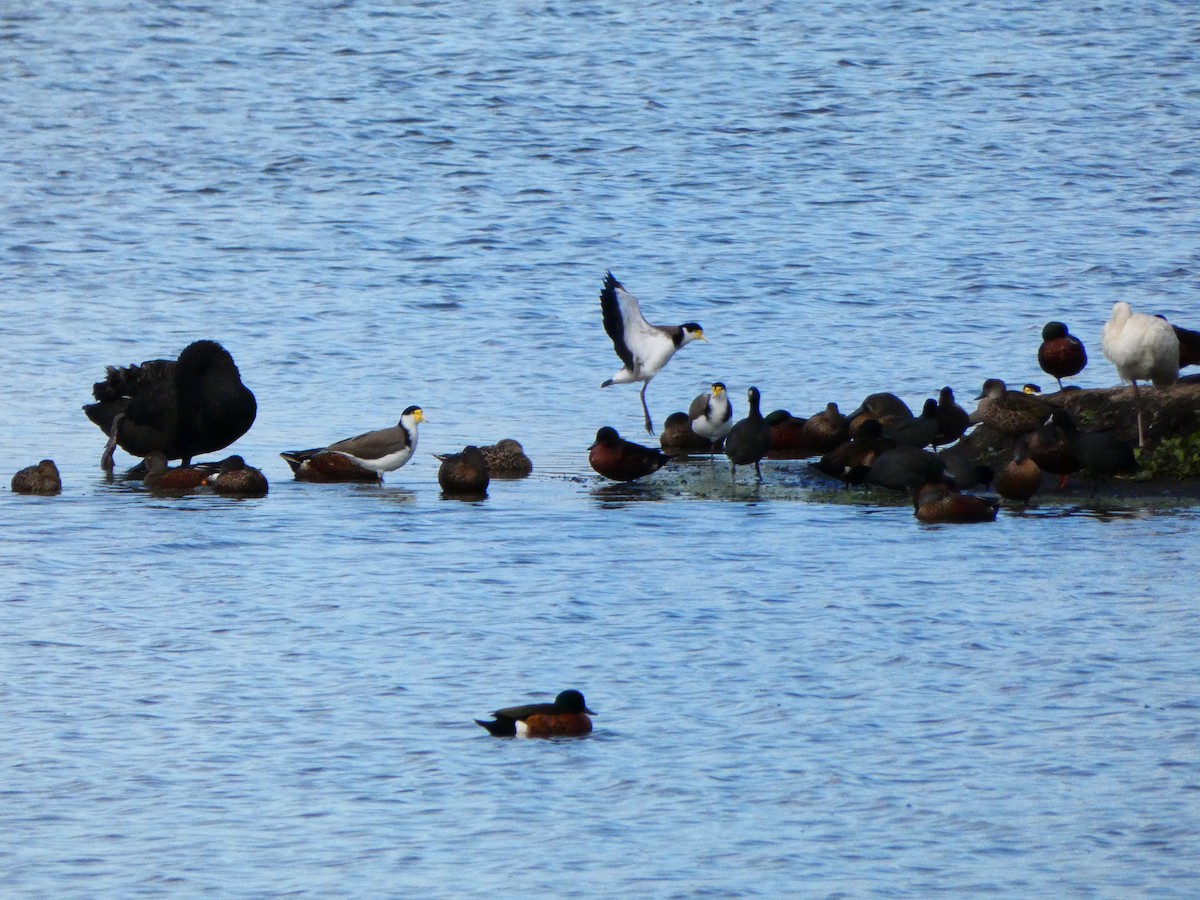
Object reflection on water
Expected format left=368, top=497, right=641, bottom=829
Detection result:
left=589, top=483, right=669, bottom=506
left=1017, top=503, right=1188, bottom=522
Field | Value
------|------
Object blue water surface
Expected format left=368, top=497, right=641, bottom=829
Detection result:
left=3, top=2, right=1199, bottom=896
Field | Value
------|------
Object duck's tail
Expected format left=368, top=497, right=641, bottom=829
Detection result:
left=279, top=450, right=318, bottom=474
left=475, top=718, right=515, bottom=737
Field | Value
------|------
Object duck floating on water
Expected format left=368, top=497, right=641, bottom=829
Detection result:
left=912, top=480, right=999, bottom=524
left=207, top=456, right=268, bottom=498
left=479, top=439, right=532, bottom=477
left=11, top=460, right=61, bottom=495
left=436, top=445, right=490, bottom=496
left=142, top=451, right=217, bottom=492
left=475, top=689, right=595, bottom=738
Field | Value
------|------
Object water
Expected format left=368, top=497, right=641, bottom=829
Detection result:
left=3, top=2, right=1200, bottom=896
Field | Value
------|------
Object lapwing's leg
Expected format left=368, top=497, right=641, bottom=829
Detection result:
left=640, top=382, right=654, bottom=436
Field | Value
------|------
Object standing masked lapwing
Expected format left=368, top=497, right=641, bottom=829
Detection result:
left=689, top=381, right=733, bottom=453
left=599, top=271, right=705, bottom=435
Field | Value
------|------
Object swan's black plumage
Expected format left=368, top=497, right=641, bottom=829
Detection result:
left=84, top=340, right=256, bottom=468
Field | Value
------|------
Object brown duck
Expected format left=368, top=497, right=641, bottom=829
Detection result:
left=660, top=411, right=714, bottom=456
left=11, top=460, right=62, bottom=495
left=1038, top=322, right=1087, bottom=390
left=436, top=445, right=490, bottom=496
left=994, top=435, right=1043, bottom=503
left=207, top=456, right=269, bottom=497
left=480, top=439, right=532, bottom=477
left=970, top=378, right=1053, bottom=436
left=589, top=427, right=672, bottom=482
left=799, top=402, right=849, bottom=455
left=913, top=480, right=999, bottom=524
left=143, top=451, right=216, bottom=492
left=764, top=410, right=811, bottom=459
left=847, top=392, right=913, bottom=438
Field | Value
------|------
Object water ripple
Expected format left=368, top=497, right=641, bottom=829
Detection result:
left=3, top=1, right=1200, bottom=896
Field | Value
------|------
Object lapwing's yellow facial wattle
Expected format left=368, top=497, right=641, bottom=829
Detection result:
left=712, top=383, right=724, bottom=395
left=414, top=408, right=426, bottom=423
left=694, top=328, right=707, bottom=342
